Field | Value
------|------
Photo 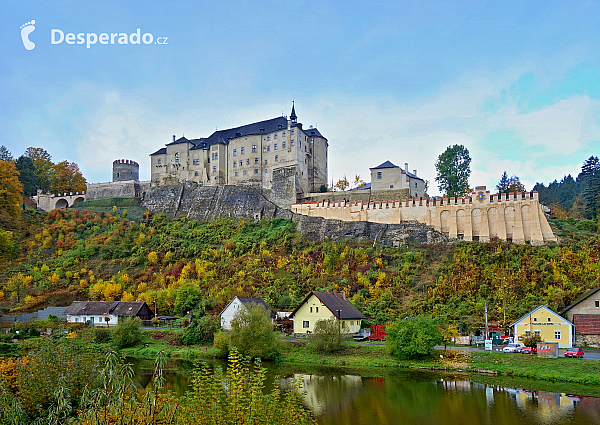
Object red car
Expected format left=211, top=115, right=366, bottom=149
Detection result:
left=564, top=347, right=584, bottom=358
left=521, top=346, right=537, bottom=354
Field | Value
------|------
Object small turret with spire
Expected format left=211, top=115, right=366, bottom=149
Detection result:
left=290, top=101, right=297, bottom=123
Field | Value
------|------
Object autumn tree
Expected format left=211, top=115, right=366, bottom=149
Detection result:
left=352, top=175, right=366, bottom=190
left=435, top=145, right=471, bottom=197
left=334, top=175, right=349, bottom=191
left=507, top=175, right=526, bottom=194
left=15, top=156, right=36, bottom=196
left=25, top=147, right=54, bottom=193
left=50, top=160, right=87, bottom=194
left=0, top=161, right=23, bottom=230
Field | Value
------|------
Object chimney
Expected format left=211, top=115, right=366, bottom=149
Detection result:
left=343, top=291, right=346, bottom=299
left=413, top=170, right=417, bottom=176
left=404, top=163, right=408, bottom=172
left=173, top=135, right=176, bottom=142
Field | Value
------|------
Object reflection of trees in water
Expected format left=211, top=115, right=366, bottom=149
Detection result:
left=293, top=373, right=363, bottom=416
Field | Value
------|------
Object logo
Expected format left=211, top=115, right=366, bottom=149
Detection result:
left=20, top=20, right=36, bottom=50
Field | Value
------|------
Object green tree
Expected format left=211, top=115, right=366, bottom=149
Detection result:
left=24, top=146, right=54, bottom=193
left=435, top=145, right=471, bottom=197
left=0, top=145, right=13, bottom=161
left=174, top=283, right=202, bottom=316
left=229, top=303, right=280, bottom=360
left=581, top=156, right=600, bottom=219
left=180, top=315, right=220, bottom=345
left=507, top=175, right=526, bottom=194
left=111, top=317, right=142, bottom=348
left=386, top=316, right=442, bottom=360
left=496, top=171, right=510, bottom=193
left=310, top=318, right=348, bottom=353
left=15, top=156, right=36, bottom=197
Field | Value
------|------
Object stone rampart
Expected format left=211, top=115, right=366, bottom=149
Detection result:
left=86, top=180, right=151, bottom=201
left=302, top=188, right=410, bottom=205
left=292, top=186, right=557, bottom=245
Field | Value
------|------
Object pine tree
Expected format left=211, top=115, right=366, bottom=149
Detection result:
left=580, top=156, right=600, bottom=219
left=496, top=171, right=510, bottom=193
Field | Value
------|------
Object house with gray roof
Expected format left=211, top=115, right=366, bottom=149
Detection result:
left=370, top=160, right=425, bottom=198
left=65, top=301, right=153, bottom=326
left=219, top=296, right=276, bottom=330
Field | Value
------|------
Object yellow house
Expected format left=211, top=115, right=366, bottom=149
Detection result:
left=510, top=305, right=574, bottom=348
left=289, top=291, right=366, bottom=337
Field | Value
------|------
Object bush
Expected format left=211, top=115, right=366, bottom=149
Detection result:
left=523, top=335, right=543, bottom=347
left=94, top=327, right=112, bottom=343
left=229, top=304, right=280, bottom=360
left=180, top=315, right=220, bottom=346
left=111, top=317, right=142, bottom=348
left=213, top=331, right=230, bottom=357
left=310, top=318, right=347, bottom=353
left=27, top=327, right=40, bottom=337
left=386, top=316, right=442, bottom=360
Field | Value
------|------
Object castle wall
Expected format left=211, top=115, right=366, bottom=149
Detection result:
left=292, top=187, right=557, bottom=245
left=302, top=188, right=410, bottom=204
left=86, top=180, right=151, bottom=201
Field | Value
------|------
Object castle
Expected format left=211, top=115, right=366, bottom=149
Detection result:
left=149, top=104, right=328, bottom=207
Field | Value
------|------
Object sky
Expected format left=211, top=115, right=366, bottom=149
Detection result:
left=1, top=0, right=600, bottom=196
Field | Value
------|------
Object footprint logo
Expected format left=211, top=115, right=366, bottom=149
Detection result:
left=20, top=20, right=36, bottom=50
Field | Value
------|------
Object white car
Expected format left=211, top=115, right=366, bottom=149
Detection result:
left=503, top=343, right=525, bottom=353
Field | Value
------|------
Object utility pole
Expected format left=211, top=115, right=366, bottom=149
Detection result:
left=484, top=302, right=488, bottom=340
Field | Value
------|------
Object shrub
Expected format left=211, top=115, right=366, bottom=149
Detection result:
left=310, top=318, right=347, bottom=353
left=94, top=327, right=112, bottom=343
left=213, top=331, right=230, bottom=357
left=523, top=335, right=543, bottom=347
left=180, top=315, right=220, bottom=346
left=27, top=327, right=40, bottom=337
left=386, top=316, right=442, bottom=360
left=111, top=317, right=142, bottom=348
left=229, top=304, right=280, bottom=360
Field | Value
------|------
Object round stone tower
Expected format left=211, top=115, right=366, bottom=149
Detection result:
left=112, top=159, right=139, bottom=182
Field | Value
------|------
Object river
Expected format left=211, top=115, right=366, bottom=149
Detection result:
left=129, top=358, right=600, bottom=425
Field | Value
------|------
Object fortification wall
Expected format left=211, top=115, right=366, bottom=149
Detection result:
left=302, top=188, right=410, bottom=205
left=141, top=183, right=447, bottom=245
left=86, top=180, right=151, bottom=201
left=292, top=186, right=557, bottom=245
left=34, top=190, right=86, bottom=212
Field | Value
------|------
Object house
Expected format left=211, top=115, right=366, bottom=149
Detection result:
left=289, top=291, right=366, bottom=337
left=561, top=287, right=600, bottom=347
left=219, top=297, right=276, bottom=330
left=370, top=160, right=426, bottom=198
left=510, top=305, right=574, bottom=348
left=65, top=301, right=153, bottom=326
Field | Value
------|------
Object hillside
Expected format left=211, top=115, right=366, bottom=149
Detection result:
left=0, top=207, right=599, bottom=333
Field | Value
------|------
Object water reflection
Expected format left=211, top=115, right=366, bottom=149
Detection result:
left=129, top=359, right=600, bottom=425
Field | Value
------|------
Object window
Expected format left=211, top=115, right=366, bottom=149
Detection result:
left=274, top=143, right=278, bottom=150
left=212, top=152, right=218, bottom=160
left=377, top=172, right=382, bottom=179
left=254, top=169, right=258, bottom=174
left=303, top=321, right=309, bottom=328
left=291, top=140, right=295, bottom=146
left=239, top=161, right=242, bottom=167
left=555, top=331, right=561, bottom=340
left=534, top=330, right=541, bottom=336
left=267, top=136, right=270, bottom=141
left=311, top=138, right=314, bottom=143
left=525, top=330, right=531, bottom=337
left=357, top=321, right=360, bottom=326
left=75, top=317, right=79, bottom=323
left=246, top=158, right=250, bottom=165
left=243, top=170, right=247, bottom=175
left=298, top=131, right=301, bottom=136
left=157, top=158, right=161, bottom=164
left=233, top=162, right=236, bottom=167
left=300, top=141, right=302, bottom=147
left=194, top=171, right=198, bottom=176
left=175, top=152, right=180, bottom=163
left=267, top=145, right=270, bottom=152
left=233, top=149, right=237, bottom=156
left=282, top=141, right=286, bottom=148
left=255, top=158, right=259, bottom=164
left=282, top=131, right=286, bottom=136
left=316, top=307, right=318, bottom=313
left=193, top=159, right=199, bottom=165
left=234, top=171, right=238, bottom=176
left=310, top=307, right=313, bottom=313
left=274, top=134, right=278, bottom=139
left=264, top=159, right=268, bottom=165
left=212, top=166, right=216, bottom=172
left=534, top=317, right=537, bottom=322
left=415, top=182, right=417, bottom=188
left=265, top=169, right=268, bottom=174
left=596, top=300, right=599, bottom=308
left=263, top=146, right=267, bottom=152
left=252, top=145, right=257, bottom=152
left=548, top=318, right=551, bottom=322
left=241, top=147, right=245, bottom=154
left=275, top=155, right=279, bottom=162
left=291, top=129, right=295, bottom=134
left=390, top=185, right=393, bottom=189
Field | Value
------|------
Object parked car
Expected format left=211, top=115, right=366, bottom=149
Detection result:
left=521, top=346, right=537, bottom=354
left=503, top=343, right=525, bottom=353
left=564, top=347, right=584, bottom=358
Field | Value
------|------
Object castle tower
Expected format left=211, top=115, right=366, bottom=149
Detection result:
left=290, top=101, right=297, bottom=123
left=113, top=159, right=139, bottom=182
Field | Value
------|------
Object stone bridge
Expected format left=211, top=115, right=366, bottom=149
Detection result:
left=34, top=189, right=86, bottom=212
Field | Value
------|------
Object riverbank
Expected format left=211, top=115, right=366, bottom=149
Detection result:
left=117, top=331, right=600, bottom=387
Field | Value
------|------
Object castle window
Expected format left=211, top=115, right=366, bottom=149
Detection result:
left=275, top=155, right=279, bottom=162
left=390, top=185, right=393, bottom=189
left=193, top=159, right=199, bottom=165
left=298, top=131, right=301, bottom=136
left=212, top=166, right=216, bottom=172
left=194, top=171, right=198, bottom=176
left=157, top=159, right=161, bottom=164
left=282, top=141, right=286, bottom=148
left=233, top=162, right=236, bottom=167
left=255, top=158, right=259, bottom=164
left=239, top=161, right=242, bottom=167
left=311, top=139, right=314, bottom=143
left=265, top=169, right=268, bottom=174
left=415, top=182, right=417, bottom=188
left=305, top=146, right=307, bottom=152
left=274, top=144, right=278, bottom=150
left=211, top=153, right=218, bottom=160
left=377, top=172, right=382, bottom=179
left=247, top=158, right=250, bottom=165
left=241, top=147, right=245, bottom=155
left=264, top=159, right=268, bottom=165
left=254, top=169, right=258, bottom=174
left=235, top=171, right=238, bottom=176
left=175, top=152, right=180, bottom=163
left=243, top=170, right=247, bottom=175
left=291, top=140, right=295, bottom=146
left=267, top=146, right=270, bottom=152
left=263, top=146, right=267, bottom=153
left=291, top=129, right=295, bottom=134
left=267, top=136, right=270, bottom=141
left=274, top=134, right=278, bottom=139
left=310, top=148, right=312, bottom=154
left=252, top=145, right=257, bottom=153
left=282, top=131, right=285, bottom=136
left=300, top=141, right=302, bottom=148
left=233, top=149, right=237, bottom=156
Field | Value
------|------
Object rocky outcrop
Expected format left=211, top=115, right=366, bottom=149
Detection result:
left=141, top=183, right=448, bottom=246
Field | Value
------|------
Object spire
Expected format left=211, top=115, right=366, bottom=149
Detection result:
left=290, top=101, right=297, bottom=123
